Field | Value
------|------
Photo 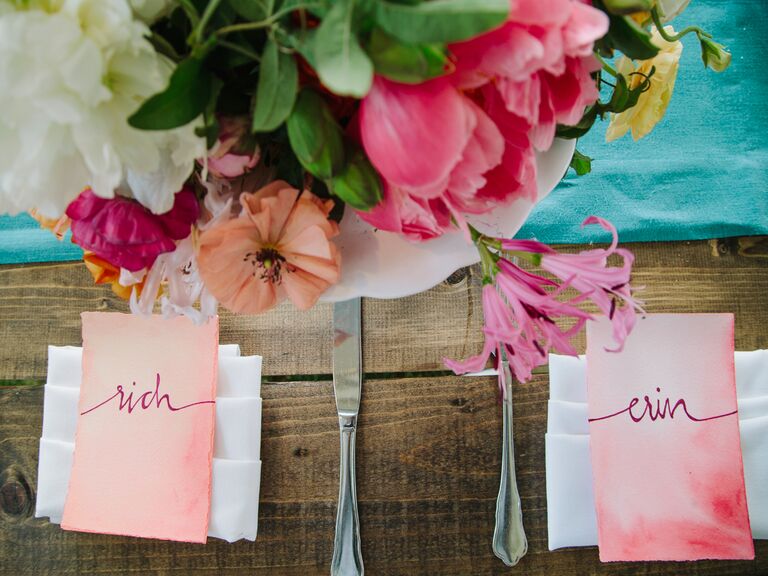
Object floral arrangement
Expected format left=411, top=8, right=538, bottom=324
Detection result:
left=0, top=0, right=730, bottom=384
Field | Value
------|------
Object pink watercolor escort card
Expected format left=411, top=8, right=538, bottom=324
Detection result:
left=586, top=314, right=754, bottom=562
left=61, top=312, right=219, bottom=543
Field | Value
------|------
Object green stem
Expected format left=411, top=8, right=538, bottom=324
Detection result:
left=188, top=0, right=224, bottom=46
left=650, top=8, right=712, bottom=42
left=150, top=33, right=183, bottom=61
left=178, top=0, right=200, bottom=27
left=594, top=53, right=618, bottom=77
left=218, top=39, right=261, bottom=61
left=502, top=250, right=542, bottom=266
left=215, top=2, right=322, bottom=37
left=477, top=242, right=498, bottom=285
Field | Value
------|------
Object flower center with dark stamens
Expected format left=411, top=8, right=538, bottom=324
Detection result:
left=243, top=247, right=293, bottom=284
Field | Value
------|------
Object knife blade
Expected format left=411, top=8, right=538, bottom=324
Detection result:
left=331, top=298, right=364, bottom=576
left=333, top=298, right=362, bottom=418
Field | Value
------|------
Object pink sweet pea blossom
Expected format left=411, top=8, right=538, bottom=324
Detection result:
left=205, top=116, right=260, bottom=179
left=450, top=0, right=609, bottom=150
left=66, top=187, right=199, bottom=272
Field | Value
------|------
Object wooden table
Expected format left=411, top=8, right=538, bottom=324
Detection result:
left=1, top=238, right=767, bottom=575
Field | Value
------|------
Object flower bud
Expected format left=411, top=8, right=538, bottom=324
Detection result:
left=700, top=38, right=732, bottom=73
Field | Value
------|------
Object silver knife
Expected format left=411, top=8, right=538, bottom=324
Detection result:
left=492, top=347, right=528, bottom=566
left=331, top=298, right=364, bottom=576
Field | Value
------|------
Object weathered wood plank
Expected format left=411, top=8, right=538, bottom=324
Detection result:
left=1, top=239, right=767, bottom=379
left=1, top=374, right=766, bottom=575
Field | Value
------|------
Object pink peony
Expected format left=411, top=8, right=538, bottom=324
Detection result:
left=357, top=76, right=533, bottom=240
left=66, top=187, right=199, bottom=272
left=450, top=0, right=609, bottom=151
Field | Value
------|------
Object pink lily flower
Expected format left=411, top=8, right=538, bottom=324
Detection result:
left=446, top=217, right=643, bottom=383
left=445, top=260, right=590, bottom=387
left=443, top=284, right=540, bottom=381
left=496, top=258, right=590, bottom=357
left=539, top=216, right=644, bottom=351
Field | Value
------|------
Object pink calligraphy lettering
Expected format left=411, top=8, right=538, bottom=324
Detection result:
left=589, top=387, right=737, bottom=424
left=80, top=373, right=215, bottom=416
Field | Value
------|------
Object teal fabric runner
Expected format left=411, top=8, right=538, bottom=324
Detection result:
left=0, top=0, right=764, bottom=264
left=518, top=0, right=768, bottom=243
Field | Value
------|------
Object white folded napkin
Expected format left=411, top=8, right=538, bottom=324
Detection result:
left=546, top=351, right=768, bottom=551
left=35, top=345, right=263, bottom=543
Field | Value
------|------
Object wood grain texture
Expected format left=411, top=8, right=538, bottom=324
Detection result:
left=2, top=239, right=767, bottom=380
left=1, top=238, right=767, bottom=575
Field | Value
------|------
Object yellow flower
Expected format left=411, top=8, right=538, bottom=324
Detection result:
left=83, top=252, right=145, bottom=301
left=606, top=26, right=683, bottom=142
left=29, top=208, right=70, bottom=240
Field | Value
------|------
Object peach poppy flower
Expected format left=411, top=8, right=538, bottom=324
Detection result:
left=197, top=180, right=341, bottom=314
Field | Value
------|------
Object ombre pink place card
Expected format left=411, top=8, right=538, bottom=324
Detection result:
left=587, top=314, right=754, bottom=562
left=61, top=312, right=219, bottom=543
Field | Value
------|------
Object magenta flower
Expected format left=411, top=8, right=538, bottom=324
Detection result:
left=67, top=187, right=199, bottom=272
left=539, top=216, right=644, bottom=351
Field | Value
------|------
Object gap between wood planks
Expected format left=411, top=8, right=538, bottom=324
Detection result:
left=0, top=366, right=551, bottom=388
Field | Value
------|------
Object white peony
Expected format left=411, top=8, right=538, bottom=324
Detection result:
left=0, top=0, right=206, bottom=217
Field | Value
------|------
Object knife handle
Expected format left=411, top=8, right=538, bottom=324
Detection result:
left=331, top=415, right=364, bottom=576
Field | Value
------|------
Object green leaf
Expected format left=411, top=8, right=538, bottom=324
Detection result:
left=128, top=58, right=212, bottom=130
left=375, top=0, right=508, bottom=44
left=277, top=0, right=330, bottom=18
left=227, top=0, right=272, bottom=20
left=609, top=66, right=654, bottom=113
left=569, top=149, right=592, bottom=176
left=367, top=27, right=447, bottom=84
left=595, top=0, right=660, bottom=61
left=251, top=39, right=298, bottom=132
left=327, top=145, right=383, bottom=210
left=313, top=0, right=374, bottom=97
left=198, top=77, right=224, bottom=148
left=286, top=89, right=346, bottom=180
left=556, top=106, right=599, bottom=139
left=292, top=29, right=319, bottom=68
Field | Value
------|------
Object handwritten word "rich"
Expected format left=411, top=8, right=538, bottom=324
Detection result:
left=588, top=387, right=737, bottom=424
left=80, top=373, right=215, bottom=416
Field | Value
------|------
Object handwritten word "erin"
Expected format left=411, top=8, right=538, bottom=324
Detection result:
left=80, top=374, right=215, bottom=416
left=588, top=387, right=737, bottom=424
